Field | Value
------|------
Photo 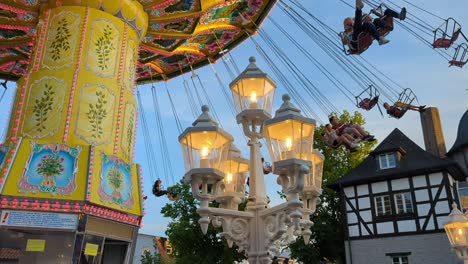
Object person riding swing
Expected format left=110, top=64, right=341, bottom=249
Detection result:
left=152, top=179, right=179, bottom=200
left=383, top=102, right=426, bottom=119
left=341, top=0, right=406, bottom=54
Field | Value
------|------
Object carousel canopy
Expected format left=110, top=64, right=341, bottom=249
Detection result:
left=0, top=0, right=276, bottom=84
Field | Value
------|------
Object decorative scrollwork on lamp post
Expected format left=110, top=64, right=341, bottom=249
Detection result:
left=181, top=57, right=324, bottom=264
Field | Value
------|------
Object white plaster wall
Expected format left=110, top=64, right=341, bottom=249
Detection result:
left=349, top=225, right=359, bottom=237
left=397, top=220, right=417, bottom=232
left=371, top=181, right=388, bottom=194
left=345, top=233, right=462, bottom=264
left=360, top=210, right=372, bottom=222
left=420, top=216, right=435, bottom=230
left=344, top=187, right=355, bottom=198
left=356, top=184, right=369, bottom=195
left=432, top=186, right=447, bottom=199
left=346, top=198, right=356, bottom=211
left=437, top=215, right=449, bottom=227
left=415, top=189, right=429, bottom=202
left=391, top=178, right=410, bottom=191
left=361, top=224, right=369, bottom=236
left=429, top=172, right=443, bottom=186
left=347, top=212, right=357, bottom=224
left=413, top=175, right=427, bottom=188
left=435, top=201, right=450, bottom=214
left=358, top=197, right=370, bottom=209
left=417, top=203, right=431, bottom=216
left=376, top=222, right=394, bottom=234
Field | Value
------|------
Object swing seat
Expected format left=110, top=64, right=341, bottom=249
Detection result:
left=389, top=88, right=417, bottom=119
left=356, top=85, right=380, bottom=111
left=433, top=30, right=460, bottom=48
left=391, top=108, right=407, bottom=119
left=348, top=33, right=373, bottom=55
left=154, top=190, right=168, bottom=197
left=449, top=60, right=467, bottom=67
left=167, top=193, right=180, bottom=201
left=346, top=16, right=394, bottom=55
left=433, top=20, right=461, bottom=49
left=433, top=38, right=453, bottom=49
left=449, top=43, right=468, bottom=68
left=358, top=96, right=379, bottom=110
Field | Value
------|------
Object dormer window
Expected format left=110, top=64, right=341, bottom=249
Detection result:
left=378, top=153, right=397, bottom=169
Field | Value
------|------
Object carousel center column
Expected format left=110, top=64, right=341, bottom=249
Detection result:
left=0, top=1, right=148, bottom=262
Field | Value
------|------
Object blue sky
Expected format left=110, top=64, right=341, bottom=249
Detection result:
left=1, top=0, right=467, bottom=237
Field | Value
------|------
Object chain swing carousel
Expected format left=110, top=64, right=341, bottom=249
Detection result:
left=0, top=0, right=278, bottom=263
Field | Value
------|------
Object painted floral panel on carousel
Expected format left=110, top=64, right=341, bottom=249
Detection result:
left=98, top=153, right=134, bottom=209
left=42, top=10, right=81, bottom=70
left=18, top=142, right=80, bottom=195
left=85, top=18, right=120, bottom=78
left=1, top=139, right=89, bottom=200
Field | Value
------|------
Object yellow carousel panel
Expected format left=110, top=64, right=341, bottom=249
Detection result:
left=75, top=83, right=116, bottom=146
left=120, top=102, right=136, bottom=162
left=122, top=36, right=138, bottom=91
left=1, top=138, right=89, bottom=200
left=21, top=76, right=66, bottom=139
left=88, top=149, right=142, bottom=216
left=42, top=10, right=81, bottom=70
left=85, top=18, right=121, bottom=78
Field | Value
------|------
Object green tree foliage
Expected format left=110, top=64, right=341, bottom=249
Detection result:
left=161, top=181, right=245, bottom=264
left=289, top=111, right=377, bottom=264
left=140, top=245, right=173, bottom=264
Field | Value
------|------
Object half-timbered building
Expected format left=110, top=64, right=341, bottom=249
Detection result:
left=330, top=128, right=466, bottom=264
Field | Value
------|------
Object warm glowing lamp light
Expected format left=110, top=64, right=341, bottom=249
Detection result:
left=229, top=57, right=276, bottom=115
left=226, top=172, right=233, bottom=183
left=179, top=105, right=233, bottom=172
left=201, top=146, right=210, bottom=157
left=444, top=203, right=468, bottom=263
left=200, top=146, right=211, bottom=168
left=265, top=94, right=316, bottom=165
left=285, top=137, right=292, bottom=149
left=250, top=91, right=258, bottom=109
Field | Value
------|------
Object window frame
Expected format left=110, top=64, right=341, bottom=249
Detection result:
left=378, top=153, right=397, bottom=170
left=386, top=252, right=411, bottom=264
left=375, top=194, right=392, bottom=217
left=392, top=255, right=409, bottom=264
left=394, top=192, right=414, bottom=214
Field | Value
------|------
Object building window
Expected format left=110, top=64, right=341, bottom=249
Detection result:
left=392, top=256, right=409, bottom=264
left=394, top=192, right=413, bottom=214
left=375, top=195, right=391, bottom=216
left=378, top=153, right=397, bottom=169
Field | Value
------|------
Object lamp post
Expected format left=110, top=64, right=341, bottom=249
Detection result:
left=444, top=203, right=468, bottom=264
left=181, top=57, right=324, bottom=264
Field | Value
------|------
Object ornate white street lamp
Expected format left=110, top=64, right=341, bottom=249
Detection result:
left=444, top=203, right=468, bottom=263
left=300, top=149, right=324, bottom=244
left=181, top=57, right=324, bottom=264
left=217, top=144, right=249, bottom=210
left=179, top=105, right=234, bottom=234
